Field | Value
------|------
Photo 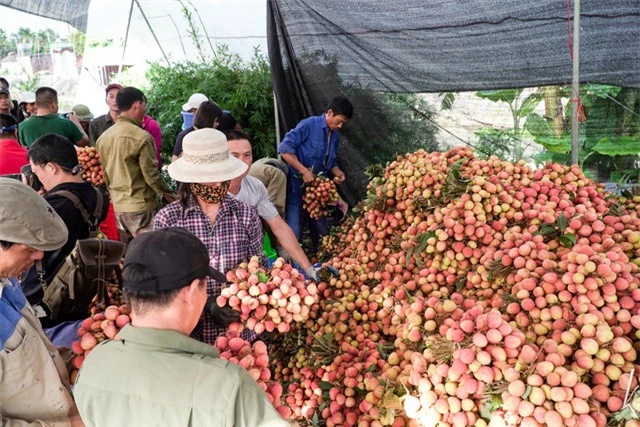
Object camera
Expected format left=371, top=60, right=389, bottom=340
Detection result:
left=60, top=112, right=71, bottom=119
left=20, top=165, right=43, bottom=192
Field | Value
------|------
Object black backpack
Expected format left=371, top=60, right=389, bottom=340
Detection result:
left=38, top=188, right=125, bottom=320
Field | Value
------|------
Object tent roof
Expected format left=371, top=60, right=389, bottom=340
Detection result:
left=1, top=0, right=89, bottom=31
left=269, top=0, right=640, bottom=92
left=0, top=1, right=267, bottom=64
left=7, top=1, right=638, bottom=90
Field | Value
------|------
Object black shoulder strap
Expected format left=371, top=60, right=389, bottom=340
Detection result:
left=54, top=190, right=94, bottom=226
left=92, top=187, right=104, bottom=222
left=51, top=187, right=104, bottom=226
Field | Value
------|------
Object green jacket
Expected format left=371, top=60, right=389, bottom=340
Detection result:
left=74, top=325, right=289, bottom=427
left=97, top=117, right=171, bottom=212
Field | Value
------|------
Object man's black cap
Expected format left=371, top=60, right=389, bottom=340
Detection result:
left=124, top=227, right=226, bottom=292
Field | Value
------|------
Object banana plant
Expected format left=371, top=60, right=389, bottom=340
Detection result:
left=476, top=89, right=543, bottom=161
left=525, top=84, right=640, bottom=184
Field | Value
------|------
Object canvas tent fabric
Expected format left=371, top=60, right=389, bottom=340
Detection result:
left=268, top=0, right=640, bottom=203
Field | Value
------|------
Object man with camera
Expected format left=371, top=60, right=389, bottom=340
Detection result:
left=21, top=134, right=109, bottom=330
left=18, top=86, right=89, bottom=147
left=0, top=178, right=84, bottom=426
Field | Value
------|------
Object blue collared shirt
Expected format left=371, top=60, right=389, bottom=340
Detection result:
left=0, top=278, right=24, bottom=349
left=278, top=114, right=340, bottom=181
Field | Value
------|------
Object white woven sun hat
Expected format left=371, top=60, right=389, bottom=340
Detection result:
left=168, top=128, right=248, bottom=183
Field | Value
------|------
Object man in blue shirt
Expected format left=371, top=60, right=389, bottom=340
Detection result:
left=278, top=96, right=353, bottom=250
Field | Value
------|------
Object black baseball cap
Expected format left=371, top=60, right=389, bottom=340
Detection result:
left=123, top=227, right=226, bottom=292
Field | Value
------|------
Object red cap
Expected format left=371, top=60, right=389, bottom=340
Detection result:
left=105, top=83, right=123, bottom=94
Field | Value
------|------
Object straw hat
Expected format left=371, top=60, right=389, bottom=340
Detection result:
left=168, top=128, right=248, bottom=183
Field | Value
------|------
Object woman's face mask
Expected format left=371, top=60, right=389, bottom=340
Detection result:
left=190, top=181, right=230, bottom=204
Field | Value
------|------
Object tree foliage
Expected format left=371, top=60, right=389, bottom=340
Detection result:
left=0, top=29, right=17, bottom=59
left=69, top=32, right=86, bottom=57
left=474, top=128, right=517, bottom=161
left=145, top=46, right=276, bottom=164
left=527, top=85, right=640, bottom=183
left=476, top=89, right=543, bottom=161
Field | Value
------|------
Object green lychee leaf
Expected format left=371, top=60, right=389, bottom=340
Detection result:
left=539, top=224, right=558, bottom=237
left=355, top=386, right=368, bottom=398
left=257, top=271, right=269, bottom=283
left=491, top=393, right=503, bottom=410
left=406, top=247, right=414, bottom=268
left=318, top=381, right=333, bottom=391
left=559, top=233, right=577, bottom=248
left=557, top=213, right=567, bottom=233
left=480, top=399, right=500, bottom=420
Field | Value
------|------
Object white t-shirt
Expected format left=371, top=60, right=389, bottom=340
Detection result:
left=230, top=175, right=279, bottom=220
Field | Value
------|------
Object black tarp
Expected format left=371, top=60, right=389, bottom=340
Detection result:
left=1, top=0, right=89, bottom=31
left=268, top=0, right=640, bottom=203
left=4, top=0, right=639, bottom=202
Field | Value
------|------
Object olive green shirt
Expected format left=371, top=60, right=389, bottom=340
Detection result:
left=18, top=113, right=84, bottom=147
left=96, top=117, right=171, bottom=212
left=74, top=325, right=289, bottom=427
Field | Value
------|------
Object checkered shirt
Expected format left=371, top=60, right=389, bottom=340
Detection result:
left=153, top=196, right=263, bottom=344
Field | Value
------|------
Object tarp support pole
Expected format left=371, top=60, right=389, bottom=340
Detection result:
left=274, top=92, right=281, bottom=151
left=570, top=0, right=581, bottom=165
left=134, top=0, right=170, bottom=65
left=118, top=0, right=135, bottom=78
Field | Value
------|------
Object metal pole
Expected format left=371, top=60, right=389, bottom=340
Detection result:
left=274, top=92, right=281, bottom=151
left=134, top=0, right=171, bottom=65
left=187, top=0, right=217, bottom=58
left=118, top=0, right=135, bottom=77
left=570, top=0, right=581, bottom=165
left=166, top=14, right=188, bottom=61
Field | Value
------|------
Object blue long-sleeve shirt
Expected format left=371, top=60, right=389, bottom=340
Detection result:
left=278, top=114, right=340, bottom=183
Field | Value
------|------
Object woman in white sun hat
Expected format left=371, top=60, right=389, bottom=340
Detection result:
left=154, top=128, right=263, bottom=344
